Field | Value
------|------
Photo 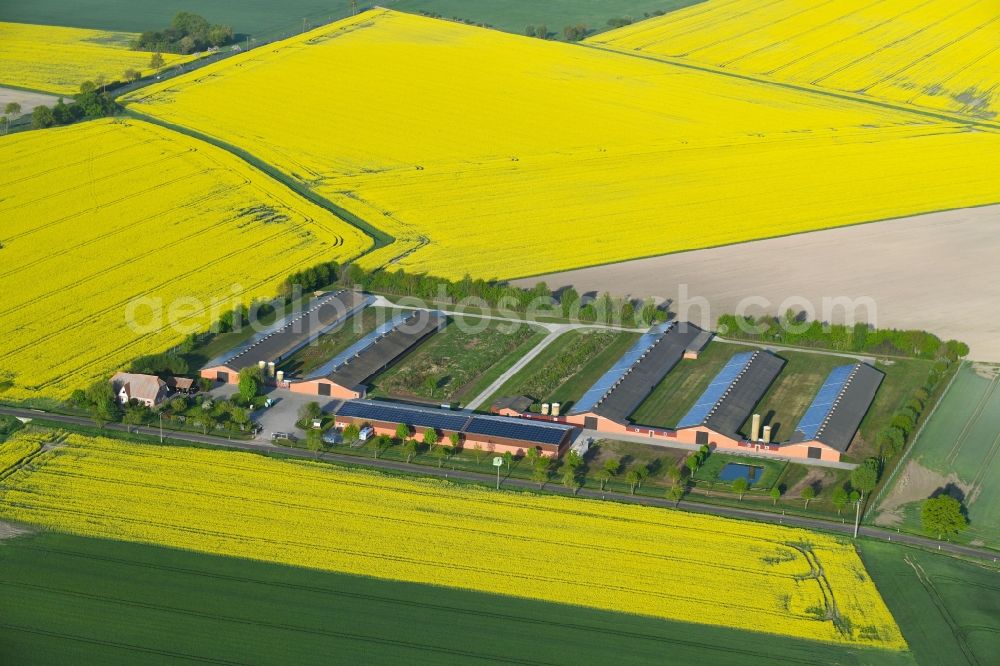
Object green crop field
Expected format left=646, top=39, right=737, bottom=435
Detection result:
left=368, top=317, right=546, bottom=404
left=485, top=329, right=639, bottom=411
left=629, top=341, right=758, bottom=429
left=0, top=1, right=701, bottom=41
left=859, top=540, right=1000, bottom=665
left=875, top=362, right=1000, bottom=549
left=0, top=530, right=914, bottom=665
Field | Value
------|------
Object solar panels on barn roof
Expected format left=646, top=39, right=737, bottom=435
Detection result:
left=569, top=322, right=673, bottom=416
left=465, top=415, right=572, bottom=446
left=791, top=363, right=884, bottom=452
left=305, top=310, right=415, bottom=380
left=793, top=364, right=856, bottom=441
left=335, top=400, right=470, bottom=432
left=677, top=351, right=755, bottom=429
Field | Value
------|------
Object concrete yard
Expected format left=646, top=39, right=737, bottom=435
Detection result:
left=515, top=206, right=1000, bottom=361
left=0, top=86, right=59, bottom=120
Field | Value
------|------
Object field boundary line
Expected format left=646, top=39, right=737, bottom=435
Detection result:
left=945, top=374, right=1000, bottom=464
left=121, top=108, right=393, bottom=254
left=903, top=556, right=977, bottom=665
left=868, top=360, right=965, bottom=520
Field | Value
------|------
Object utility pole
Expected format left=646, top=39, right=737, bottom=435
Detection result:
left=159, top=411, right=163, bottom=443
left=351, top=1, right=359, bottom=16
left=303, top=18, right=307, bottom=33
left=854, top=495, right=862, bottom=538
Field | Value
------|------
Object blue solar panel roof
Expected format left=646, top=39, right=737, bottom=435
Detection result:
left=793, top=364, right=856, bottom=440
left=336, top=400, right=470, bottom=432
left=465, top=416, right=571, bottom=445
left=306, top=312, right=413, bottom=380
left=677, top=351, right=756, bottom=428
left=569, top=322, right=673, bottom=415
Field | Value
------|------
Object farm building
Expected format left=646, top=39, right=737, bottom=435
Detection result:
left=565, top=321, right=711, bottom=430
left=200, top=290, right=372, bottom=384
left=289, top=310, right=445, bottom=398
left=110, top=372, right=170, bottom=407
left=783, top=363, right=884, bottom=460
left=331, top=399, right=575, bottom=457
left=670, top=350, right=786, bottom=451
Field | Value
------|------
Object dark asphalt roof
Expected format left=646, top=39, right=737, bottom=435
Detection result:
left=588, top=322, right=708, bottom=424
left=678, top=350, right=785, bottom=438
left=791, top=363, right=884, bottom=452
left=332, top=399, right=574, bottom=447
left=326, top=310, right=444, bottom=390
left=204, top=291, right=370, bottom=372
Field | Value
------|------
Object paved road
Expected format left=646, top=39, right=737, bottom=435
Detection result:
left=3, top=406, right=996, bottom=563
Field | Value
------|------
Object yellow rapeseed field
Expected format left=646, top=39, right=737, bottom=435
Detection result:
left=123, top=9, right=1000, bottom=280
left=0, top=22, right=195, bottom=95
left=0, top=119, right=370, bottom=401
left=0, top=432, right=906, bottom=650
left=0, top=432, right=41, bottom=474
left=590, top=0, right=1000, bottom=119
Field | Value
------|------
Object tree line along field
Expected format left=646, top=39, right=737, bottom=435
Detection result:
left=121, top=8, right=1000, bottom=281
left=875, top=362, right=1000, bottom=549
left=0, top=22, right=195, bottom=95
left=0, top=530, right=921, bottom=666
left=0, top=1, right=701, bottom=42
left=589, top=0, right=1000, bottom=120
left=0, top=119, right=369, bottom=403
left=0, top=431, right=906, bottom=650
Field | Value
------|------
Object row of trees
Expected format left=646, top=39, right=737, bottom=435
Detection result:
left=29, top=80, right=118, bottom=130
left=134, top=12, right=234, bottom=54
left=876, top=356, right=954, bottom=459
left=717, top=312, right=968, bottom=360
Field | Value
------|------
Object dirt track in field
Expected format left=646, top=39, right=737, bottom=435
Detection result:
left=515, top=206, right=1000, bottom=361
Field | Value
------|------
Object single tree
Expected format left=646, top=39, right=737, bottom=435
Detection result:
left=732, top=477, right=749, bottom=500
left=342, top=423, right=360, bottom=444
left=402, top=438, right=418, bottom=463
left=306, top=428, right=324, bottom=456
left=423, top=428, right=439, bottom=448
left=525, top=25, right=535, bottom=37
left=123, top=68, right=141, bottom=83
left=597, top=468, right=612, bottom=490
left=472, top=442, right=485, bottom=463
left=921, top=495, right=967, bottom=540
left=602, top=457, right=619, bottom=481
left=666, top=464, right=683, bottom=486
left=94, top=74, right=107, bottom=92
left=123, top=405, right=145, bottom=428
left=625, top=468, right=641, bottom=494
left=851, top=458, right=880, bottom=503
left=432, top=442, right=448, bottom=467
left=770, top=486, right=782, bottom=505
left=150, top=52, right=165, bottom=68
left=525, top=446, right=540, bottom=466
left=449, top=431, right=461, bottom=451
left=565, top=450, right=583, bottom=471
left=4, top=101, right=20, bottom=117
left=502, top=450, right=513, bottom=471
left=31, top=105, right=55, bottom=129
left=532, top=458, right=549, bottom=488
left=562, top=466, right=580, bottom=493
left=668, top=483, right=685, bottom=505
left=79, top=80, right=96, bottom=94
left=238, top=366, right=263, bottom=402
left=535, top=25, right=548, bottom=40
left=395, top=422, right=410, bottom=441
left=369, top=434, right=388, bottom=459
left=685, top=452, right=700, bottom=477
left=801, top=485, right=816, bottom=509
left=0, top=116, right=7, bottom=135
left=298, top=401, right=322, bottom=423
left=832, top=487, right=849, bottom=515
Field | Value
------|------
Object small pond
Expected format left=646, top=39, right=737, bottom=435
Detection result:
left=718, top=462, right=765, bottom=485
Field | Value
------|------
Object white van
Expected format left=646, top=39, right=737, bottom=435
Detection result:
left=358, top=426, right=375, bottom=442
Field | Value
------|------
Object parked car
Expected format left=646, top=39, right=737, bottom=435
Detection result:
left=322, top=431, right=342, bottom=445
left=270, top=432, right=295, bottom=442
left=263, top=398, right=274, bottom=408
left=358, top=426, right=375, bottom=442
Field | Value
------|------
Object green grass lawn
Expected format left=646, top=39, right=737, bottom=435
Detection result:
left=367, top=317, right=546, bottom=404
left=739, top=351, right=846, bottom=441
left=860, top=540, right=1000, bottom=665
left=874, top=362, right=1000, bottom=549
left=277, top=306, right=391, bottom=378
left=630, top=341, right=758, bottom=428
left=0, top=531, right=916, bottom=666
left=851, top=356, right=935, bottom=461
left=484, top=328, right=639, bottom=411
left=0, top=1, right=702, bottom=41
